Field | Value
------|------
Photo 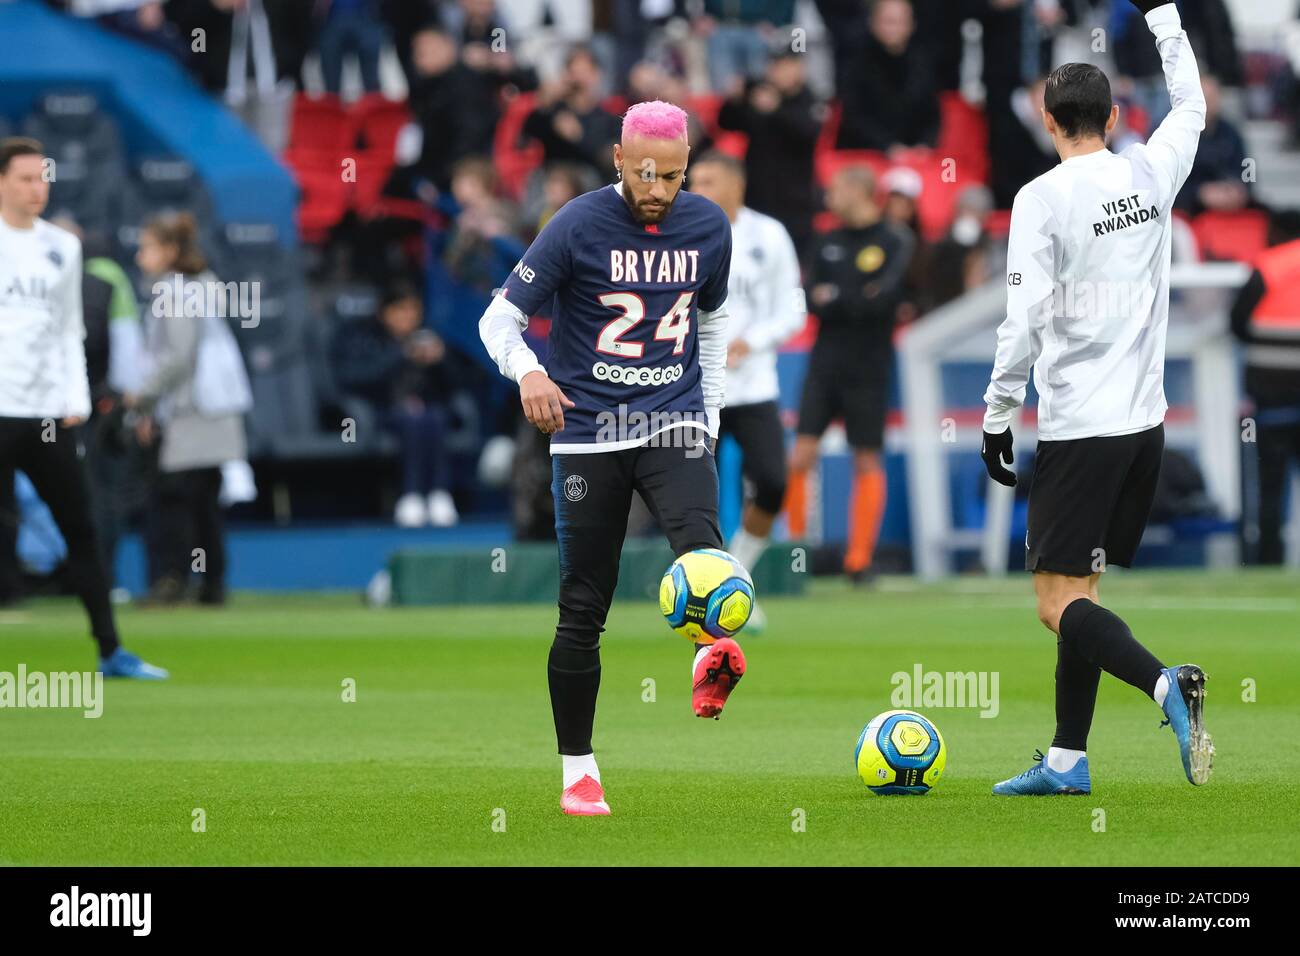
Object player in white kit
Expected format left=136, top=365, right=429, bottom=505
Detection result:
left=980, top=0, right=1212, bottom=794
left=0, top=137, right=167, bottom=679
left=688, top=152, right=805, bottom=631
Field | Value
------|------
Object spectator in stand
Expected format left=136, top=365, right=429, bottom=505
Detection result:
left=591, top=0, right=653, bottom=94
left=880, top=166, right=927, bottom=323
left=922, top=183, right=994, bottom=312
left=837, top=0, right=940, bottom=153
left=989, top=74, right=1057, bottom=207
left=522, top=46, right=621, bottom=180
left=1175, top=75, right=1250, bottom=216
left=694, top=1, right=795, bottom=93
left=67, top=0, right=190, bottom=62
left=626, top=59, right=715, bottom=154
left=881, top=166, right=922, bottom=235
left=718, top=45, right=822, bottom=256
left=443, top=0, right=512, bottom=49
left=332, top=282, right=460, bottom=528
left=315, top=0, right=388, bottom=97
left=491, top=0, right=596, bottom=80
left=407, top=26, right=505, bottom=191
left=1111, top=0, right=1240, bottom=128
left=526, top=162, right=589, bottom=239
left=441, top=157, right=523, bottom=294
left=165, top=1, right=311, bottom=99
left=380, top=0, right=442, bottom=83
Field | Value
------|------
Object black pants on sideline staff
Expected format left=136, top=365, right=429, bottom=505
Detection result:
left=156, top=466, right=226, bottom=598
left=1255, top=416, right=1300, bottom=564
left=0, top=417, right=120, bottom=656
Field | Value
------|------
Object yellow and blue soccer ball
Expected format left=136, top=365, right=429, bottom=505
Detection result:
left=854, top=710, right=946, bottom=795
left=659, top=548, right=754, bottom=643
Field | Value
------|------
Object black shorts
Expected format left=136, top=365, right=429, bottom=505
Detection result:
left=796, top=348, right=890, bottom=449
left=719, top=401, right=787, bottom=514
left=1026, top=423, right=1164, bottom=576
left=551, top=438, right=722, bottom=646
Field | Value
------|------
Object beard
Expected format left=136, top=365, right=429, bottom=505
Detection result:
left=621, top=180, right=673, bottom=224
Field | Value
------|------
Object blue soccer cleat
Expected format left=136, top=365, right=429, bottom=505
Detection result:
left=992, top=749, right=1091, bottom=795
left=1159, top=664, right=1213, bottom=785
left=99, top=648, right=169, bottom=680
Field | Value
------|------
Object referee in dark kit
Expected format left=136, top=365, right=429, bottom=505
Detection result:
left=0, top=137, right=166, bottom=679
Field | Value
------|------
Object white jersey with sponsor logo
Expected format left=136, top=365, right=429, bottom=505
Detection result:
left=0, top=216, right=90, bottom=420
left=983, top=5, right=1205, bottom=441
left=724, top=206, right=806, bottom=407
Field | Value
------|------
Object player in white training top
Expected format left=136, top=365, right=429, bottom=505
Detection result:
left=688, top=151, right=805, bottom=632
left=0, top=137, right=167, bottom=679
left=979, top=0, right=1212, bottom=796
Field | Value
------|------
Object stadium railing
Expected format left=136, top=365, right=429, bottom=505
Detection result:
left=898, top=261, right=1261, bottom=581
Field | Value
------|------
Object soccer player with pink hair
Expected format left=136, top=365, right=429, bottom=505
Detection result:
left=479, top=100, right=740, bottom=816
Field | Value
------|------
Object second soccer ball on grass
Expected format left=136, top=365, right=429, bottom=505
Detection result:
left=855, top=710, right=947, bottom=795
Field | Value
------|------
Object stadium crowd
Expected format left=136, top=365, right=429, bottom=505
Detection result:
left=3, top=0, right=1297, bottom=607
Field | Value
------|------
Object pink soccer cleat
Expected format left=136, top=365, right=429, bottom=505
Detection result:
left=560, top=774, right=611, bottom=816
left=693, top=637, right=746, bottom=719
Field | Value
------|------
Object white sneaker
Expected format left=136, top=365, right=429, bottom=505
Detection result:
left=744, top=602, right=767, bottom=636
left=428, top=489, right=459, bottom=527
left=395, top=492, right=427, bottom=528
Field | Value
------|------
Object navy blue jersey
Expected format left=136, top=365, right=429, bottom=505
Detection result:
left=500, top=183, right=732, bottom=451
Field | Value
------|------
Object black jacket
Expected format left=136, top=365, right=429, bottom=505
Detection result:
left=836, top=34, right=940, bottom=151
left=717, top=83, right=821, bottom=246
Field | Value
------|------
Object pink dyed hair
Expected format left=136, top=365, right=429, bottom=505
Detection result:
left=621, top=100, right=689, bottom=144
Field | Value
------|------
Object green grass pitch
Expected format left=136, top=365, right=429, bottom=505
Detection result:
left=1, top=569, right=1297, bottom=866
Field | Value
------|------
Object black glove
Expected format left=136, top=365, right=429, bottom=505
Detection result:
left=981, top=429, right=1017, bottom=487
left=1129, top=0, right=1174, bottom=14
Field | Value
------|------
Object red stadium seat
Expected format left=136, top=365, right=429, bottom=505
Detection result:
left=289, top=94, right=352, bottom=154
left=888, top=149, right=967, bottom=242
left=352, top=93, right=411, bottom=159
left=293, top=165, right=349, bottom=244
left=686, top=93, right=748, bottom=158
left=815, top=149, right=888, bottom=189
left=1192, top=209, right=1270, bottom=263
left=351, top=148, right=394, bottom=217
left=936, top=92, right=989, bottom=186
left=494, top=91, right=544, bottom=200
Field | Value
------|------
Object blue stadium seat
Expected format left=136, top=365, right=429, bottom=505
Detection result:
left=23, top=90, right=125, bottom=232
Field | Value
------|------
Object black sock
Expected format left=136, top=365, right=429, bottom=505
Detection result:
left=1052, top=630, right=1101, bottom=751
left=548, top=639, right=601, bottom=755
left=1059, top=598, right=1165, bottom=700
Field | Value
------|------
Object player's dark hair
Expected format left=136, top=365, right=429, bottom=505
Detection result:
left=1044, top=63, right=1113, bottom=140
left=143, top=211, right=207, bottom=275
left=0, top=136, right=44, bottom=174
left=692, top=150, right=746, bottom=181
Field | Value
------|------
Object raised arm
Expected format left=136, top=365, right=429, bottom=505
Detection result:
left=1134, top=1, right=1207, bottom=200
